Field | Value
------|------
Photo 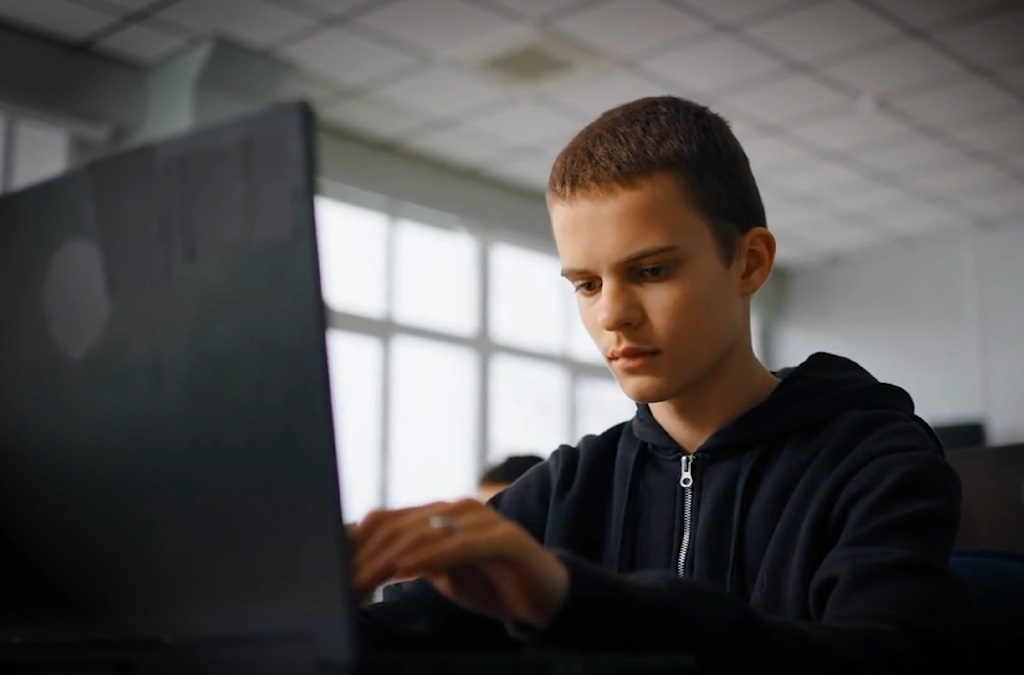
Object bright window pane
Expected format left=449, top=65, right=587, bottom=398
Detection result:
left=325, top=330, right=384, bottom=523
left=9, top=118, right=69, bottom=191
left=391, top=220, right=479, bottom=337
left=567, top=303, right=604, bottom=364
left=574, top=375, right=635, bottom=439
left=489, top=243, right=569, bottom=354
left=488, top=353, right=570, bottom=463
left=315, top=196, right=389, bottom=318
left=388, top=335, right=479, bottom=507
left=752, top=310, right=766, bottom=363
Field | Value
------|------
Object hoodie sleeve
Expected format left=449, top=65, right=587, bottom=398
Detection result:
left=512, top=420, right=969, bottom=672
left=356, top=447, right=565, bottom=652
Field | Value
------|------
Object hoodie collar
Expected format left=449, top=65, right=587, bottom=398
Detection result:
left=630, top=352, right=917, bottom=453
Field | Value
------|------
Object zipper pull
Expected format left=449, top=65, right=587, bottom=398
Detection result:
left=680, top=454, right=694, bottom=488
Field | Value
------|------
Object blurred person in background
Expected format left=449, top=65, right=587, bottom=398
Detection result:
left=478, top=455, right=545, bottom=502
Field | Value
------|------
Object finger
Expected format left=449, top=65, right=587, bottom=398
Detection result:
left=354, top=522, right=450, bottom=592
left=390, top=516, right=509, bottom=579
left=348, top=504, right=425, bottom=550
left=354, top=503, right=497, bottom=592
left=353, top=502, right=452, bottom=572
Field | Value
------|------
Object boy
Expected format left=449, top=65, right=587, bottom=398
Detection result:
left=348, top=96, right=967, bottom=671
left=477, top=454, right=545, bottom=502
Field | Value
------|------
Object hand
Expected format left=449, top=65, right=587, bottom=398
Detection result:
left=348, top=499, right=569, bottom=628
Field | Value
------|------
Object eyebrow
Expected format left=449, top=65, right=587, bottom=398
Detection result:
left=560, top=244, right=681, bottom=278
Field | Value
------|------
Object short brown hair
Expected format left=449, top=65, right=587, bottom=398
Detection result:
left=548, top=96, right=766, bottom=262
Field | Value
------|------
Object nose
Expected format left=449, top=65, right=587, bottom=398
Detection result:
left=596, top=280, right=642, bottom=332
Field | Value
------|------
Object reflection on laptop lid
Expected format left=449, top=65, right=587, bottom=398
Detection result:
left=0, top=102, right=357, bottom=670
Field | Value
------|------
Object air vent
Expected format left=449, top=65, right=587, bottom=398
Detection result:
left=482, top=44, right=573, bottom=84
left=457, top=28, right=614, bottom=92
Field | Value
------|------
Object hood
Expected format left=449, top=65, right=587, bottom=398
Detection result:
left=631, top=352, right=919, bottom=452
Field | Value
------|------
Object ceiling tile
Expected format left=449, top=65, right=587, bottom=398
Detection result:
left=94, top=21, right=188, bottom=62
left=790, top=111, right=912, bottom=151
left=544, top=69, right=668, bottom=118
left=887, top=76, right=1019, bottom=126
left=716, top=75, right=849, bottom=124
left=874, top=0, right=1004, bottom=28
left=321, top=94, right=432, bottom=142
left=679, top=0, right=805, bottom=25
left=551, top=0, right=709, bottom=58
left=950, top=111, right=1024, bottom=153
left=741, top=135, right=822, bottom=172
left=758, top=185, right=807, bottom=219
left=822, top=41, right=967, bottom=95
left=400, top=125, right=519, bottom=168
left=934, top=7, right=1024, bottom=67
left=770, top=162, right=865, bottom=192
left=996, top=62, right=1024, bottom=91
left=874, top=208, right=970, bottom=235
left=355, top=0, right=517, bottom=55
left=742, top=0, right=898, bottom=62
left=0, top=0, right=116, bottom=41
left=279, top=26, right=421, bottom=88
left=270, top=0, right=368, bottom=17
left=640, top=35, right=785, bottom=93
left=372, top=66, right=510, bottom=118
left=155, top=0, right=315, bottom=47
left=960, top=188, right=1024, bottom=223
left=74, top=0, right=165, bottom=13
left=854, top=136, right=965, bottom=173
left=487, top=151, right=552, bottom=191
left=827, top=182, right=918, bottom=213
left=913, top=161, right=1019, bottom=198
left=464, top=101, right=581, bottom=146
left=482, top=0, right=585, bottom=19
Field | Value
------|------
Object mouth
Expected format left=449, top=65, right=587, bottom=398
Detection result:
left=608, top=348, right=661, bottom=369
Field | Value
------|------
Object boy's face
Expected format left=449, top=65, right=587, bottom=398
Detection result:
left=550, top=172, right=773, bottom=404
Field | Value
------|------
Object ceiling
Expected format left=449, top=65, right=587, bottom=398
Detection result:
left=1, top=0, right=1022, bottom=266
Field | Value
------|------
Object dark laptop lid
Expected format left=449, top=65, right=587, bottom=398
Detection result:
left=0, top=102, right=356, bottom=666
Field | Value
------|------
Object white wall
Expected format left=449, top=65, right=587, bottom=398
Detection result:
left=775, top=223, right=1024, bottom=444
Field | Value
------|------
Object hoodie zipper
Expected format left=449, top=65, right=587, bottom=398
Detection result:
left=677, top=454, right=694, bottom=577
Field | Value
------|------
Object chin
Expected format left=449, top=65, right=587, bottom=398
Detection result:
left=615, top=374, right=674, bottom=404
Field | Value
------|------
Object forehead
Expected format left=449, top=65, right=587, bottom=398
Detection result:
left=549, top=174, right=712, bottom=262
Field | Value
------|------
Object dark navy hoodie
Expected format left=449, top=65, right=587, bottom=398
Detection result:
left=360, top=353, right=969, bottom=672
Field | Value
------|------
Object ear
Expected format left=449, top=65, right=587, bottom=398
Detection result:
left=736, top=227, right=775, bottom=297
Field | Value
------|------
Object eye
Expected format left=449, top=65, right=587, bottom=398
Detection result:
left=573, top=279, right=600, bottom=295
left=637, top=264, right=669, bottom=281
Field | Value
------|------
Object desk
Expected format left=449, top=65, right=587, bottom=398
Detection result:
left=5, top=647, right=698, bottom=674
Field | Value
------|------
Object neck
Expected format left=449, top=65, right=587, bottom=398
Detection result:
left=649, top=345, right=778, bottom=453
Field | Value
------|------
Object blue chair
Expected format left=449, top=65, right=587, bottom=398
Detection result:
left=950, top=549, right=1024, bottom=671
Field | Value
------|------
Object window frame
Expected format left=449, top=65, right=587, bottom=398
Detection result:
left=317, top=181, right=619, bottom=512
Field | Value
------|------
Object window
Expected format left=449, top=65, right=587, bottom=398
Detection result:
left=574, top=375, right=635, bottom=439
left=488, top=353, right=571, bottom=462
left=387, top=335, right=479, bottom=508
left=325, top=330, right=384, bottom=523
left=391, top=219, right=479, bottom=337
left=488, top=242, right=569, bottom=354
left=316, top=194, right=624, bottom=517
left=9, top=117, right=70, bottom=192
left=315, top=196, right=390, bottom=319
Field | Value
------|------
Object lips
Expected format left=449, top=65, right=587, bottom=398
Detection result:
left=608, top=346, right=660, bottom=362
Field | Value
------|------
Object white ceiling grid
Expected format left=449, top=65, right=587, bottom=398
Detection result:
left=0, top=0, right=1019, bottom=267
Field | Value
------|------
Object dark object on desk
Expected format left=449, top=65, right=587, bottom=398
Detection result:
left=933, top=421, right=986, bottom=450
left=949, top=549, right=1024, bottom=674
left=947, top=444, right=1024, bottom=551
left=0, top=102, right=358, bottom=671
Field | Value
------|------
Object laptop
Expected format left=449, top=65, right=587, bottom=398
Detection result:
left=0, top=102, right=357, bottom=673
